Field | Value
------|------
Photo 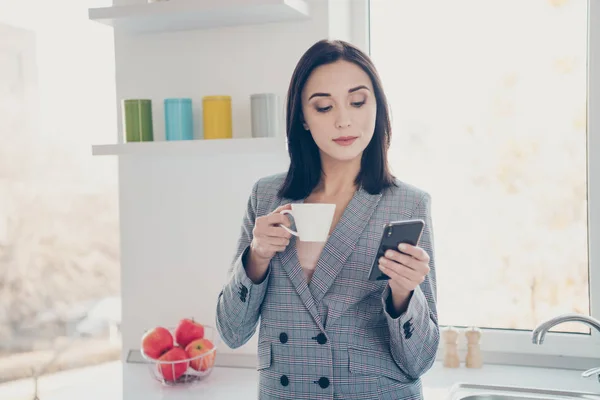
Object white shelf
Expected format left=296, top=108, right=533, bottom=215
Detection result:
left=91, top=137, right=287, bottom=156
left=88, top=0, right=310, bottom=34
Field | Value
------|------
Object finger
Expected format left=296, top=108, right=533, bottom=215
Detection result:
left=266, top=213, right=291, bottom=227
left=270, top=244, right=288, bottom=253
left=379, top=263, right=414, bottom=291
left=262, top=226, right=292, bottom=239
left=266, top=236, right=290, bottom=247
left=398, top=243, right=430, bottom=262
left=380, top=257, right=424, bottom=282
left=384, top=250, right=416, bottom=269
left=384, top=250, right=429, bottom=275
left=271, top=203, right=292, bottom=214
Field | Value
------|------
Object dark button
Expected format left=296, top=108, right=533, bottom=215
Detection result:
left=279, top=332, right=288, bottom=344
left=403, top=318, right=414, bottom=339
left=403, top=320, right=414, bottom=339
left=317, top=377, right=329, bottom=389
left=316, top=333, right=327, bottom=345
left=280, top=375, right=289, bottom=386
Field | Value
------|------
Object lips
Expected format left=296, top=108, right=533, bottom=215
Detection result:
left=333, top=136, right=358, bottom=146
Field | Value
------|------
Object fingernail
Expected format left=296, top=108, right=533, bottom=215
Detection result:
left=378, top=263, right=385, bottom=270
left=385, top=250, right=393, bottom=258
left=398, top=243, right=407, bottom=251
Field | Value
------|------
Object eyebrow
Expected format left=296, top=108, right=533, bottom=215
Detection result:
left=308, top=85, right=370, bottom=100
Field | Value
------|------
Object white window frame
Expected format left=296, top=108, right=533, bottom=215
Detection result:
left=350, top=0, right=600, bottom=369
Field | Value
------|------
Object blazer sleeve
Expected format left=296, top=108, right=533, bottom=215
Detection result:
left=215, top=180, right=271, bottom=349
left=381, top=192, right=440, bottom=380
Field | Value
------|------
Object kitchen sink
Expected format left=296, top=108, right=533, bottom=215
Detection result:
left=448, top=383, right=600, bottom=400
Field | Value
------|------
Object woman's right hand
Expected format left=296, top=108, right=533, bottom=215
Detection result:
left=251, top=203, right=293, bottom=260
left=245, top=204, right=293, bottom=282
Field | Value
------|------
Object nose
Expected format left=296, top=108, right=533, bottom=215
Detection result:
left=335, top=108, right=351, bottom=129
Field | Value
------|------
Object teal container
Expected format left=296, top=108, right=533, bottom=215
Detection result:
left=164, top=98, right=194, bottom=141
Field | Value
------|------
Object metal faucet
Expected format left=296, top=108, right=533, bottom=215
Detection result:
left=532, top=313, right=600, bottom=383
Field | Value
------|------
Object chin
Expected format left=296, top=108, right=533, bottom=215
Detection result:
left=322, top=147, right=365, bottom=163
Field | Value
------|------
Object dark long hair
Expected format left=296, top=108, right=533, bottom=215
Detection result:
left=278, top=39, right=396, bottom=200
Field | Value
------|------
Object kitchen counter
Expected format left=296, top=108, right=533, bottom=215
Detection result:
left=124, top=360, right=600, bottom=399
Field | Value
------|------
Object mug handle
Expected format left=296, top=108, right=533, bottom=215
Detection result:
left=279, top=209, right=299, bottom=237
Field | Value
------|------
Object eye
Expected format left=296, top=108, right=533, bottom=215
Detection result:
left=316, top=105, right=332, bottom=113
left=351, top=100, right=366, bottom=108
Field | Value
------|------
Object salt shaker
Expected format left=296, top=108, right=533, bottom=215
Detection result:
left=442, top=326, right=460, bottom=368
left=465, top=327, right=483, bottom=368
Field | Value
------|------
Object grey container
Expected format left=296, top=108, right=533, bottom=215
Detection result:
left=250, top=93, right=283, bottom=138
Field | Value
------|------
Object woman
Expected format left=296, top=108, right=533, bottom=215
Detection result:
left=216, top=39, right=439, bottom=400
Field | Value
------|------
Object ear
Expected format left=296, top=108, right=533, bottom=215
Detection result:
left=300, top=112, right=310, bottom=131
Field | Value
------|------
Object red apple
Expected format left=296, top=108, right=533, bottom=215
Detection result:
left=157, top=346, right=189, bottom=382
left=141, top=327, right=173, bottom=359
left=185, top=338, right=215, bottom=372
left=174, top=318, right=205, bottom=347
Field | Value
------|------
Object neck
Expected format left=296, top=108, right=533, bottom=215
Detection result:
left=316, top=154, right=361, bottom=196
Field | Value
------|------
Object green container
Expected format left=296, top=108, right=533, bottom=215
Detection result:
left=123, top=99, right=154, bottom=142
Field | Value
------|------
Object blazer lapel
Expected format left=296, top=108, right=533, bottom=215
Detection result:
left=309, top=187, right=382, bottom=305
left=276, top=197, right=325, bottom=331
left=277, top=242, right=324, bottom=331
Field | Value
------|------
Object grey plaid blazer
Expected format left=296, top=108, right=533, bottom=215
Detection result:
left=216, top=173, right=439, bottom=400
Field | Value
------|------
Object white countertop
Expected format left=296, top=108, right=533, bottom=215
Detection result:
left=124, top=360, right=600, bottom=400
left=1, top=358, right=598, bottom=400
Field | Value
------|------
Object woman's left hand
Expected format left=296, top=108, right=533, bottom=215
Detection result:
left=378, top=243, right=430, bottom=297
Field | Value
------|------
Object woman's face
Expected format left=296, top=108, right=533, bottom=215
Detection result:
left=301, top=60, right=377, bottom=164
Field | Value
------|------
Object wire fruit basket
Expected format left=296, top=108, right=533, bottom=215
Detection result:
left=140, top=325, right=220, bottom=386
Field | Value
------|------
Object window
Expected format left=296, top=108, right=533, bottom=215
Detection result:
left=366, top=0, right=599, bottom=359
left=0, top=0, right=120, bottom=386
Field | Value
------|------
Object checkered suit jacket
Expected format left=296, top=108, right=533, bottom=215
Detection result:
left=216, top=172, right=439, bottom=400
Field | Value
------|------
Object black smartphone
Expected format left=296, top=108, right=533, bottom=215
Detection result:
left=367, top=219, right=425, bottom=281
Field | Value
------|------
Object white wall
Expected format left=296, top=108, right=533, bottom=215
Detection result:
left=119, top=151, right=289, bottom=359
left=114, top=0, right=339, bottom=361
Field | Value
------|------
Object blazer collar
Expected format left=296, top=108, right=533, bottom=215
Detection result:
left=277, top=186, right=382, bottom=327
left=308, top=186, right=381, bottom=305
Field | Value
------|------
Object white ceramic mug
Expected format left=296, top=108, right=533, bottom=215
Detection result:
left=279, top=203, right=336, bottom=242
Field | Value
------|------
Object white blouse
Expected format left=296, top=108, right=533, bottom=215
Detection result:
left=296, top=238, right=328, bottom=282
